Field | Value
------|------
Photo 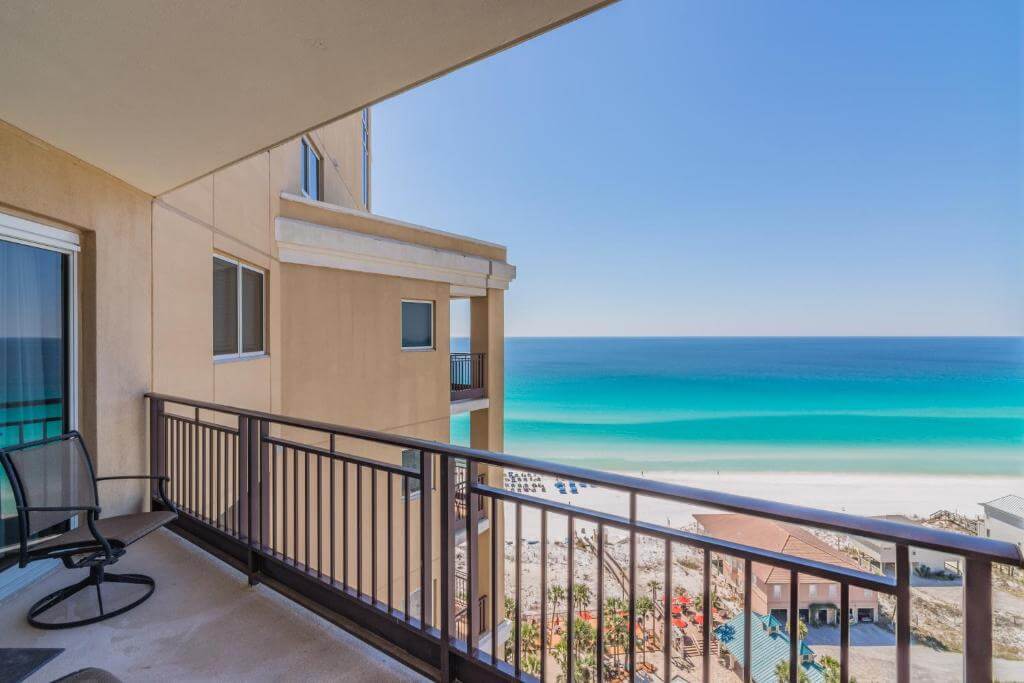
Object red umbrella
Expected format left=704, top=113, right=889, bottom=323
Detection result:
left=673, top=595, right=691, bottom=605
left=694, top=614, right=704, bottom=625
left=672, top=618, right=688, bottom=629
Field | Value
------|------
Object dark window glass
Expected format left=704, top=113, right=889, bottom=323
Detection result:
left=401, top=301, right=433, bottom=349
left=302, top=138, right=321, bottom=200
left=241, top=268, right=264, bottom=353
left=213, top=258, right=238, bottom=356
left=1, top=237, right=70, bottom=548
left=402, top=449, right=422, bottom=495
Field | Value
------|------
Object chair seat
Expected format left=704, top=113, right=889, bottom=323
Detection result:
left=35, top=511, right=176, bottom=551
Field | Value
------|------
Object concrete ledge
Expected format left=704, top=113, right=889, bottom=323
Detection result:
left=450, top=397, right=489, bottom=415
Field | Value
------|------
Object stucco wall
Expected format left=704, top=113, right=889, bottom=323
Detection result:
left=0, top=120, right=152, bottom=516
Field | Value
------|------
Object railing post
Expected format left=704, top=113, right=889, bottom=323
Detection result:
left=247, top=418, right=260, bottom=585
left=149, top=398, right=165, bottom=508
left=438, top=452, right=455, bottom=682
left=963, top=557, right=992, bottom=682
left=466, top=460, right=480, bottom=653
left=237, top=414, right=255, bottom=584
left=896, top=544, right=910, bottom=683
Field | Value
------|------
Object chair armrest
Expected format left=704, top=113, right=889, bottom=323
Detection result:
left=96, top=474, right=177, bottom=514
left=95, top=475, right=170, bottom=482
left=18, top=504, right=101, bottom=513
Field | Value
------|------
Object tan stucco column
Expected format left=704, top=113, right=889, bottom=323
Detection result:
left=469, top=288, right=505, bottom=634
left=469, top=289, right=504, bottom=453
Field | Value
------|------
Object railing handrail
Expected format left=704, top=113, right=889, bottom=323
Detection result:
left=144, top=392, right=1023, bottom=567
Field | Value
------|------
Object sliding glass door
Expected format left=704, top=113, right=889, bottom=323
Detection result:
left=0, top=221, right=76, bottom=551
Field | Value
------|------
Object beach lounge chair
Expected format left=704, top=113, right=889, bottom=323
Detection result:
left=0, top=432, right=177, bottom=628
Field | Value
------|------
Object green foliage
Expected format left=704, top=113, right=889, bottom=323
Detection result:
left=572, top=583, right=592, bottom=613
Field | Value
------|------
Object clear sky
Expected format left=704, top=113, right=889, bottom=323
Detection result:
left=372, top=0, right=1022, bottom=338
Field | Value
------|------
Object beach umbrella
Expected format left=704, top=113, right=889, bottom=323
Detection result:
left=672, top=618, right=687, bottom=629
left=694, top=614, right=704, bottom=625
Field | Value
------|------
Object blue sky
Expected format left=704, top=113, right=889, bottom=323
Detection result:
left=372, top=0, right=1022, bottom=337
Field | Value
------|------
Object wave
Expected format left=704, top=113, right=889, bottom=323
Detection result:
left=501, top=413, right=1024, bottom=445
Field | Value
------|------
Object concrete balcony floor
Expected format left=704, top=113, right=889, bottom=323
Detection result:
left=1, top=530, right=426, bottom=682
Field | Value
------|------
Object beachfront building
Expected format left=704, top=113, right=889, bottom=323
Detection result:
left=0, top=2, right=554, bottom=673
left=849, top=515, right=963, bottom=577
left=715, top=612, right=827, bottom=683
left=695, top=514, right=879, bottom=626
left=980, top=495, right=1024, bottom=552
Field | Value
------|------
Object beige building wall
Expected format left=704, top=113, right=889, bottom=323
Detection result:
left=1, top=111, right=504, bottom=633
left=0, top=120, right=152, bottom=517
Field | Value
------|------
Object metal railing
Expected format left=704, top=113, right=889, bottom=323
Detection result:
left=450, top=352, right=486, bottom=401
left=145, top=393, right=1022, bottom=683
left=0, top=397, right=63, bottom=445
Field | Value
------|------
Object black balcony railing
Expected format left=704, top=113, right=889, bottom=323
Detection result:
left=145, top=393, right=1022, bottom=683
left=0, top=397, right=63, bottom=446
left=450, top=353, right=485, bottom=401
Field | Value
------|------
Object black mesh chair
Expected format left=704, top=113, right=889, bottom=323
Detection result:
left=0, top=431, right=176, bottom=629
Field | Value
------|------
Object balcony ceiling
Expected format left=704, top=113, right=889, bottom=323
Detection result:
left=0, top=0, right=611, bottom=195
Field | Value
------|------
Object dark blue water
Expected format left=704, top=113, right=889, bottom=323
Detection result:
left=452, top=337, right=1024, bottom=474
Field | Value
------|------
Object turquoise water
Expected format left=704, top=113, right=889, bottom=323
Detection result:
left=452, top=337, right=1024, bottom=475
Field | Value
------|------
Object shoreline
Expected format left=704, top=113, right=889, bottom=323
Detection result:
left=505, top=470, right=1019, bottom=541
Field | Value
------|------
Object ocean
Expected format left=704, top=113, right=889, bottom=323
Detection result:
left=451, top=337, right=1024, bottom=475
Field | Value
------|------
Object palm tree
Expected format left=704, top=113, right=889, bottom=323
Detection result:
left=635, top=596, right=654, bottom=664
left=775, top=660, right=811, bottom=683
left=819, top=654, right=857, bottom=683
left=522, top=652, right=541, bottom=677
left=646, top=579, right=662, bottom=608
left=549, top=585, right=566, bottom=624
left=504, top=595, right=515, bottom=621
left=521, top=619, right=541, bottom=655
left=572, top=583, right=592, bottom=616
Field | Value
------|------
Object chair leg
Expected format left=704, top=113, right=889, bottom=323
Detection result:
left=27, top=567, right=156, bottom=630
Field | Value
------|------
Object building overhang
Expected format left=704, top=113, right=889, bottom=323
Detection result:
left=276, top=196, right=515, bottom=293
left=0, top=0, right=613, bottom=196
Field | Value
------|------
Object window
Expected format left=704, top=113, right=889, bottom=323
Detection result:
left=361, top=109, right=370, bottom=210
left=402, top=449, right=422, bottom=496
left=213, top=255, right=264, bottom=359
left=863, top=589, right=873, bottom=598
left=772, top=585, right=782, bottom=599
left=809, top=584, right=817, bottom=597
left=301, top=137, right=321, bottom=200
left=401, top=300, right=434, bottom=350
left=829, top=584, right=838, bottom=598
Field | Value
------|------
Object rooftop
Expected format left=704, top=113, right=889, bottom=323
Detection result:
left=715, top=612, right=826, bottom=683
left=694, top=513, right=862, bottom=585
left=982, top=494, right=1024, bottom=520
left=0, top=530, right=427, bottom=682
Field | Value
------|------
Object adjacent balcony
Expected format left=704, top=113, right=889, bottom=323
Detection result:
left=450, top=352, right=486, bottom=402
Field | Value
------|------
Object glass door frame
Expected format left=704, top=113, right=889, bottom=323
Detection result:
left=0, top=210, right=80, bottom=558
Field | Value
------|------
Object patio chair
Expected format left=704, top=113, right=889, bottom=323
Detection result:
left=0, top=431, right=177, bottom=629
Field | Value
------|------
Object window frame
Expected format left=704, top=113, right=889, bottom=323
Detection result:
left=213, top=254, right=266, bottom=362
left=361, top=109, right=371, bottom=210
left=300, top=136, right=322, bottom=201
left=401, top=299, right=435, bottom=351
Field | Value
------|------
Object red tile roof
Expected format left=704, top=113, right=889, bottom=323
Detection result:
left=694, top=513, right=862, bottom=585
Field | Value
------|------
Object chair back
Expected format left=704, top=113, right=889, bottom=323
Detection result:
left=0, top=432, right=98, bottom=538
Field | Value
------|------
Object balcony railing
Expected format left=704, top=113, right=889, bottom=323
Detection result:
left=451, top=352, right=486, bottom=401
left=145, top=392, right=1022, bottom=683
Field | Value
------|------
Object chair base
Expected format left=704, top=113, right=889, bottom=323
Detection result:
left=27, top=568, right=155, bottom=630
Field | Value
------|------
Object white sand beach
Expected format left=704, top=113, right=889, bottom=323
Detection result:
left=508, top=470, right=1018, bottom=542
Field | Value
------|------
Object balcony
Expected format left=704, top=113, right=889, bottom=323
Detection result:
left=9, top=392, right=1020, bottom=683
left=450, top=352, right=486, bottom=402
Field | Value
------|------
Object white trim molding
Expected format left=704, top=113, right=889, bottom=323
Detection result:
left=450, top=397, right=489, bottom=415
left=276, top=216, right=516, bottom=291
